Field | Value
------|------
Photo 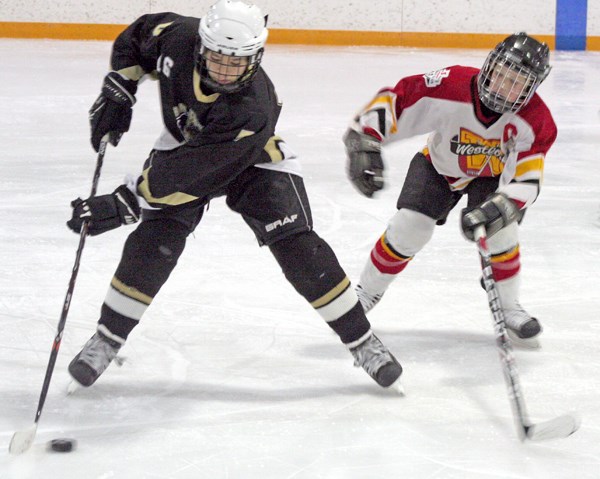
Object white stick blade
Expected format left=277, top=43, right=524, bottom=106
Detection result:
left=526, top=414, right=581, bottom=441
left=9, top=424, right=37, bottom=455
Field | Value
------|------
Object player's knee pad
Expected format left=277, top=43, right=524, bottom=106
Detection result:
left=268, top=231, right=345, bottom=301
left=386, top=208, right=436, bottom=256
left=125, top=219, right=188, bottom=260
left=487, top=221, right=519, bottom=254
left=115, top=219, right=188, bottom=296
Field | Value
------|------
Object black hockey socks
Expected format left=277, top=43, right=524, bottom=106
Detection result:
left=269, top=231, right=371, bottom=344
left=98, top=219, right=188, bottom=339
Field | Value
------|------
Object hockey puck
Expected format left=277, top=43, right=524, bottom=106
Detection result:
left=47, top=438, right=77, bottom=452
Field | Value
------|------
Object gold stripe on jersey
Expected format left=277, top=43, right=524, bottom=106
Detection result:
left=491, top=245, right=520, bottom=264
left=110, top=277, right=153, bottom=305
left=235, top=129, right=256, bottom=141
left=363, top=92, right=398, bottom=134
left=138, top=167, right=200, bottom=207
left=448, top=177, right=474, bottom=191
left=311, top=277, right=351, bottom=309
left=114, top=65, right=146, bottom=82
left=152, top=22, right=174, bottom=37
left=193, top=69, right=220, bottom=103
left=263, top=135, right=285, bottom=163
left=515, top=155, right=544, bottom=178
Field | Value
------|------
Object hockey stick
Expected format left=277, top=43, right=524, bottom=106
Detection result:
left=474, top=225, right=580, bottom=441
left=9, top=138, right=109, bottom=455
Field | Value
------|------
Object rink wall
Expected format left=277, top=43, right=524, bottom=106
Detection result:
left=0, top=0, right=597, bottom=50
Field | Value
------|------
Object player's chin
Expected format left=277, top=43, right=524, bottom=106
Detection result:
left=214, top=77, right=234, bottom=85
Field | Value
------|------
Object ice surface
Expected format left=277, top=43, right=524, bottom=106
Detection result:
left=0, top=39, right=599, bottom=478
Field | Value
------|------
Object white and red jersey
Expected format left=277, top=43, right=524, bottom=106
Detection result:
left=351, top=65, right=557, bottom=209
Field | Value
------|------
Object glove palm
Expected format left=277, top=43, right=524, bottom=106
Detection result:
left=344, top=129, right=384, bottom=197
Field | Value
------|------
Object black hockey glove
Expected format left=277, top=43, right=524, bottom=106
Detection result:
left=89, top=72, right=137, bottom=152
left=67, top=184, right=141, bottom=236
left=461, top=192, right=521, bottom=241
left=344, top=129, right=384, bottom=198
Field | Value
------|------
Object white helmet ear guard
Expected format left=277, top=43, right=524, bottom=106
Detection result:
left=196, top=0, right=268, bottom=93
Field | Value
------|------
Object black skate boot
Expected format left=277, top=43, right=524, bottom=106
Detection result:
left=69, top=327, right=123, bottom=386
left=503, top=307, right=542, bottom=349
left=349, top=333, right=403, bottom=390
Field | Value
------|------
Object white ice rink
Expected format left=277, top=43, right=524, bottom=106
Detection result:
left=0, top=38, right=599, bottom=478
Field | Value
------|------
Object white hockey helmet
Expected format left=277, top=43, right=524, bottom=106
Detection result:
left=196, top=0, right=268, bottom=93
left=199, top=0, right=268, bottom=56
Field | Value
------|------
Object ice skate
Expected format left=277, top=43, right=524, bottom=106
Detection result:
left=503, top=307, right=542, bottom=349
left=68, top=327, right=123, bottom=386
left=349, top=332, right=403, bottom=392
left=356, top=284, right=384, bottom=313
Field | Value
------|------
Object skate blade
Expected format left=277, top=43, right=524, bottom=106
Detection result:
left=507, top=330, right=541, bottom=349
left=66, top=354, right=126, bottom=394
left=66, top=380, right=81, bottom=395
left=387, top=378, right=405, bottom=396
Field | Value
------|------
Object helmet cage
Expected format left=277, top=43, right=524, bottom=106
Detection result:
left=477, top=51, right=540, bottom=114
left=477, top=33, right=551, bottom=114
left=196, top=0, right=268, bottom=94
left=196, top=43, right=263, bottom=94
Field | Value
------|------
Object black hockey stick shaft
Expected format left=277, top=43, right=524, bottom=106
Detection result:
left=474, top=226, right=530, bottom=440
left=32, top=138, right=108, bottom=425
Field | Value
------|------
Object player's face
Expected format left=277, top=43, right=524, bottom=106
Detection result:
left=488, top=63, right=532, bottom=103
left=204, top=51, right=249, bottom=85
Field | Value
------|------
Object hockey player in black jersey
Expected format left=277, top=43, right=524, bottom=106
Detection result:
left=66, top=0, right=402, bottom=390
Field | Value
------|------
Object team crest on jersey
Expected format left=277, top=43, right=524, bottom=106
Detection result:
left=423, top=69, right=450, bottom=87
left=173, top=103, right=203, bottom=140
left=450, top=128, right=505, bottom=176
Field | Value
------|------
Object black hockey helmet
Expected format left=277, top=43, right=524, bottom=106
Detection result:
left=477, top=32, right=551, bottom=113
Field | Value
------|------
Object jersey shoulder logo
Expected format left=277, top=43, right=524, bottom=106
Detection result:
left=153, top=22, right=174, bottom=37
left=423, top=68, right=450, bottom=87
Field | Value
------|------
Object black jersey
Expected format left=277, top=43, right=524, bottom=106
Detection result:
left=110, top=12, right=286, bottom=208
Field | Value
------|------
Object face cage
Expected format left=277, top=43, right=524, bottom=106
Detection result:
left=197, top=46, right=263, bottom=94
left=477, top=52, right=540, bottom=114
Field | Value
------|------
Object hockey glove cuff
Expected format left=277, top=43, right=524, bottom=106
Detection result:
left=461, top=193, right=521, bottom=241
left=89, top=72, right=138, bottom=152
left=67, top=184, right=141, bottom=236
left=344, top=129, right=384, bottom=198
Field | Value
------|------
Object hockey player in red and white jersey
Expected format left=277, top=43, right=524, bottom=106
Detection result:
left=344, top=33, right=556, bottom=348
